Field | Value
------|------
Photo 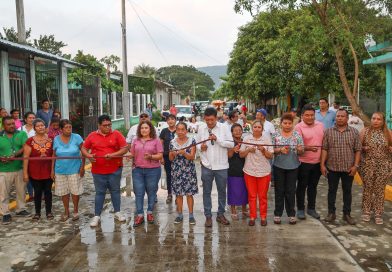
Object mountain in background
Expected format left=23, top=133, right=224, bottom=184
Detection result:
left=197, top=65, right=227, bottom=90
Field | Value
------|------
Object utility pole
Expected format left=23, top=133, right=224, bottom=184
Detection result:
left=15, top=0, right=26, bottom=43
left=121, top=0, right=130, bottom=130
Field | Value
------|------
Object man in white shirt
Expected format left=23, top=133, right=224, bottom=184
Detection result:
left=329, top=101, right=340, bottom=112
left=255, top=108, right=275, bottom=141
left=196, top=107, right=234, bottom=227
left=224, top=111, right=239, bottom=133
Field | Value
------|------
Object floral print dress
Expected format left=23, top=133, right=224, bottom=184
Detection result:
left=170, top=137, right=198, bottom=196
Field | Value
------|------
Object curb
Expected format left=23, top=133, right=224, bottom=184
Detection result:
left=354, top=173, right=392, bottom=201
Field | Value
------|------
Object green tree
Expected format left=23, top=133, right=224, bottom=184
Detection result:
left=0, top=26, right=32, bottom=44
left=33, top=34, right=66, bottom=56
left=234, top=0, right=392, bottom=123
left=100, top=55, right=121, bottom=79
left=68, top=50, right=121, bottom=92
left=133, top=63, right=157, bottom=78
left=156, top=65, right=215, bottom=98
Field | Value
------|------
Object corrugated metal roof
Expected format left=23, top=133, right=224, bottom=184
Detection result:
left=0, top=38, right=82, bottom=67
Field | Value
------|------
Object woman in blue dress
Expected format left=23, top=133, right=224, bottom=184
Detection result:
left=169, top=122, right=198, bottom=225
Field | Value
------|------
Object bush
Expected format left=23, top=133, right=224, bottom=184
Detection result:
left=116, top=125, right=128, bottom=137
left=152, top=110, right=161, bottom=124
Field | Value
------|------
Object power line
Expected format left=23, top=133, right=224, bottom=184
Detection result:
left=127, top=0, right=169, bottom=66
left=129, top=0, right=224, bottom=65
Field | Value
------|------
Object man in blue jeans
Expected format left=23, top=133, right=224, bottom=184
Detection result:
left=196, top=107, right=234, bottom=227
left=82, top=115, right=129, bottom=227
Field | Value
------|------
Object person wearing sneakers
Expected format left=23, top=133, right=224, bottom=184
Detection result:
left=239, top=120, right=273, bottom=226
left=159, top=114, right=177, bottom=204
left=130, top=120, right=163, bottom=227
left=196, top=107, right=234, bottom=227
left=272, top=113, right=304, bottom=225
left=295, top=105, right=324, bottom=220
left=169, top=122, right=198, bottom=225
left=321, top=109, right=361, bottom=225
left=51, top=119, right=85, bottom=222
left=0, top=116, right=29, bottom=224
left=82, top=115, right=128, bottom=227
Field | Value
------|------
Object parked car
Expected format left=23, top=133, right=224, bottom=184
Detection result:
left=175, top=105, right=193, bottom=121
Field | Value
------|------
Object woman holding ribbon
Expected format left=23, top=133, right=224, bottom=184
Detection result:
left=240, top=120, right=273, bottom=226
left=23, top=118, right=54, bottom=221
left=272, top=113, right=304, bottom=225
left=169, top=122, right=198, bottom=225
left=227, top=123, right=248, bottom=220
left=130, top=120, right=163, bottom=227
left=51, top=119, right=85, bottom=222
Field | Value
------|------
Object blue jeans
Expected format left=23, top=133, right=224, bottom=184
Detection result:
left=201, top=166, right=228, bottom=217
left=92, top=167, right=122, bottom=216
left=132, top=167, right=161, bottom=216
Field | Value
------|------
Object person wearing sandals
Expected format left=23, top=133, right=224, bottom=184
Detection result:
left=358, top=112, right=392, bottom=225
left=227, top=124, right=248, bottom=220
left=272, top=113, right=304, bottom=225
left=130, top=120, right=163, bottom=227
left=51, top=119, right=85, bottom=222
left=240, top=120, right=273, bottom=226
left=159, top=114, right=177, bottom=204
left=23, top=118, right=54, bottom=221
left=169, top=122, right=198, bottom=225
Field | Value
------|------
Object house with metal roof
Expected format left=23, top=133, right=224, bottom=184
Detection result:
left=0, top=38, right=82, bottom=119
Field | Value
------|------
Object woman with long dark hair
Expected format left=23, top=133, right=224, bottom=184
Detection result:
left=359, top=112, right=392, bottom=225
left=130, top=120, right=163, bottom=227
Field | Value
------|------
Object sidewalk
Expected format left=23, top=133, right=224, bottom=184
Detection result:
left=316, top=176, right=392, bottom=272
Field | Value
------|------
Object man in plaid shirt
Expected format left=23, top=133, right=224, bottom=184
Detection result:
left=321, top=109, right=361, bottom=225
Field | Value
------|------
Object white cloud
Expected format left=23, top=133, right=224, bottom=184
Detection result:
left=0, top=0, right=251, bottom=69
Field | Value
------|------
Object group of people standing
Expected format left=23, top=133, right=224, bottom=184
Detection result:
left=1, top=99, right=391, bottom=229
left=0, top=100, right=84, bottom=224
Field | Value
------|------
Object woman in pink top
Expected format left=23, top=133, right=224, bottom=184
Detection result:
left=294, top=105, right=324, bottom=220
left=130, top=120, right=163, bottom=227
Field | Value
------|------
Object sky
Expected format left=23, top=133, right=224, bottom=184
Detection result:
left=0, top=0, right=252, bottom=70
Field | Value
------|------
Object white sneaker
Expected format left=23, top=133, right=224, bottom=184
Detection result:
left=114, top=212, right=126, bottom=222
left=90, top=216, right=100, bottom=227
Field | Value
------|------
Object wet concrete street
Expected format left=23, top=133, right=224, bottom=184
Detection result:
left=1, top=162, right=391, bottom=271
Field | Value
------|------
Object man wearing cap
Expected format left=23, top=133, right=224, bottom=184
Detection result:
left=255, top=108, right=275, bottom=141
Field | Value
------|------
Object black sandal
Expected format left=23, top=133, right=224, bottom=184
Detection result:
left=32, top=214, right=40, bottom=221
left=47, top=213, right=54, bottom=220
